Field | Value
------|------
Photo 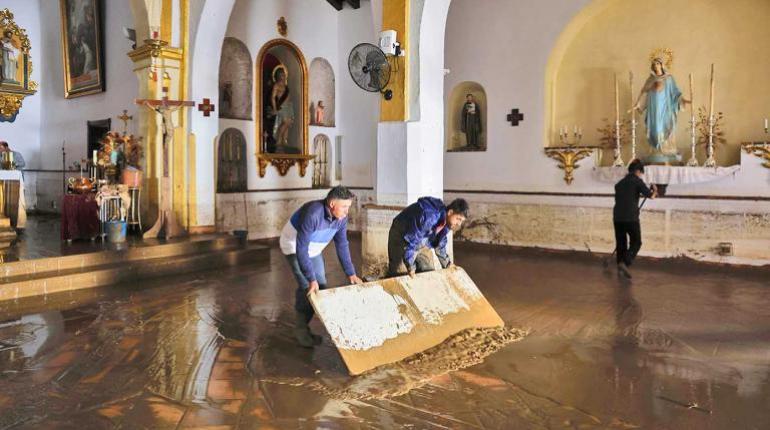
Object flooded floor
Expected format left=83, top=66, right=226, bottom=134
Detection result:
left=1, top=238, right=769, bottom=429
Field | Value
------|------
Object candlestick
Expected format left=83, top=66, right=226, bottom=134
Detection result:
left=704, top=64, right=716, bottom=167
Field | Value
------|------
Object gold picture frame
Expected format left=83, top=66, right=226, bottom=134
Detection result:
left=0, top=8, right=37, bottom=122
left=255, top=38, right=313, bottom=177
left=59, top=0, right=105, bottom=98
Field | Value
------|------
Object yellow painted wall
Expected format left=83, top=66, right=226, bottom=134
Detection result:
left=380, top=0, right=409, bottom=121
left=549, top=0, right=770, bottom=165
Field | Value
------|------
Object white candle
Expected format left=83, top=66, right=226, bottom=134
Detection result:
left=629, top=71, right=634, bottom=113
left=764, top=118, right=768, bottom=130
left=93, top=149, right=98, bottom=161
left=688, top=73, right=694, bottom=118
left=614, top=73, right=619, bottom=122
left=708, top=64, right=715, bottom=120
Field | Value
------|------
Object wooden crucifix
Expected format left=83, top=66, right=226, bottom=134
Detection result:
left=135, top=78, right=194, bottom=240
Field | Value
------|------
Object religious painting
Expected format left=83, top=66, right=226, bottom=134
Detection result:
left=446, top=81, right=487, bottom=152
left=59, top=0, right=105, bottom=98
left=219, top=37, right=252, bottom=120
left=0, top=8, right=37, bottom=122
left=217, top=128, right=247, bottom=192
left=309, top=57, right=335, bottom=127
left=257, top=39, right=308, bottom=155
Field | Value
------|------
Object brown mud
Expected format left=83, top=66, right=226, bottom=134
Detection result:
left=0, top=238, right=769, bottom=428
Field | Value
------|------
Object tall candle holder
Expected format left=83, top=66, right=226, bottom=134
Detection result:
left=686, top=114, right=698, bottom=166
left=704, top=114, right=717, bottom=167
left=612, top=119, right=624, bottom=167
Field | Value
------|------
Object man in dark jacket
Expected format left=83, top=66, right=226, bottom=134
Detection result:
left=614, top=159, right=657, bottom=279
left=387, top=197, right=469, bottom=277
left=279, top=186, right=363, bottom=347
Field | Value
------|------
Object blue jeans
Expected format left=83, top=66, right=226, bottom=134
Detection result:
left=285, top=253, right=327, bottom=321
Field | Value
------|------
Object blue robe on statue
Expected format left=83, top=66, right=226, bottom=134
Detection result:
left=643, top=73, right=682, bottom=150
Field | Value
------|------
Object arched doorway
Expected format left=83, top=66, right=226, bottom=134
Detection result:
left=217, top=128, right=247, bottom=192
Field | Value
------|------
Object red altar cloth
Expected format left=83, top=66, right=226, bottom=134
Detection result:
left=61, top=193, right=100, bottom=241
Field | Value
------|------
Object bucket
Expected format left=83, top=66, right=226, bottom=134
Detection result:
left=105, top=221, right=128, bottom=243
left=233, top=229, right=248, bottom=246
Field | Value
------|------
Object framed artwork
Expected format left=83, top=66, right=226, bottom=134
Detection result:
left=59, top=0, right=104, bottom=98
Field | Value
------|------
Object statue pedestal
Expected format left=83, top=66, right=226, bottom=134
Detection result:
left=644, top=150, right=683, bottom=166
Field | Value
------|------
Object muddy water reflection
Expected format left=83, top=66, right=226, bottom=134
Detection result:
left=0, top=242, right=769, bottom=429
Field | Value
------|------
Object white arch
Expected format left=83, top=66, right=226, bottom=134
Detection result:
left=189, top=0, right=237, bottom=226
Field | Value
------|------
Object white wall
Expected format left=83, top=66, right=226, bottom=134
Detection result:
left=443, top=0, right=770, bottom=199
left=37, top=0, right=139, bottom=170
left=0, top=0, right=42, bottom=168
left=218, top=0, right=378, bottom=191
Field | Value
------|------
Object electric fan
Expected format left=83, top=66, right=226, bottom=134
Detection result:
left=348, top=43, right=393, bottom=100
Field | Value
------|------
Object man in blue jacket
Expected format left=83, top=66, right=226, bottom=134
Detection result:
left=387, top=197, right=469, bottom=277
left=280, top=186, right=363, bottom=347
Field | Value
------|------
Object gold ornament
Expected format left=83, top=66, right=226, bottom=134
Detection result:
left=648, top=47, right=674, bottom=69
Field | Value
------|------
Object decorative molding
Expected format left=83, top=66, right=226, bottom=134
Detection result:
left=0, top=93, right=24, bottom=119
left=0, top=8, right=37, bottom=121
left=128, top=39, right=183, bottom=63
left=257, top=154, right=315, bottom=177
left=277, top=17, right=287, bottom=37
left=742, top=142, right=770, bottom=169
left=544, top=146, right=599, bottom=185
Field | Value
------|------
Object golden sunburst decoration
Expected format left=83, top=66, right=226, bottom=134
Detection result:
left=648, top=48, right=674, bottom=69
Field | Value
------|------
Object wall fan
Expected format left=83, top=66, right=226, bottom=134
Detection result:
left=348, top=43, right=393, bottom=100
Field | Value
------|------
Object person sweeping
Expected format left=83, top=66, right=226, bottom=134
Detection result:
left=613, top=159, right=657, bottom=279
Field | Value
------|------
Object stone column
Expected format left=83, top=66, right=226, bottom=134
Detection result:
left=127, top=40, right=190, bottom=230
left=361, top=0, right=452, bottom=277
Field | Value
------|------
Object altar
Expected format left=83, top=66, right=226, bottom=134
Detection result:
left=592, top=165, right=741, bottom=185
left=0, top=170, right=26, bottom=229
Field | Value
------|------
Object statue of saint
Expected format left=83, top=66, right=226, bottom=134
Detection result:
left=632, top=52, right=690, bottom=160
left=461, top=93, right=482, bottom=149
left=314, top=100, right=325, bottom=125
left=270, top=65, right=295, bottom=152
left=0, top=30, right=19, bottom=84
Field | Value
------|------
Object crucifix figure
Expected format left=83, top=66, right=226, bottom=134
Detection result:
left=135, top=72, right=194, bottom=239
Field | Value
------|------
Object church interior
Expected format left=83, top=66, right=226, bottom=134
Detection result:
left=0, top=0, right=769, bottom=428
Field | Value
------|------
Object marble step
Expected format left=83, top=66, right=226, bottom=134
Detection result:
left=0, top=235, right=245, bottom=281
left=0, top=243, right=270, bottom=302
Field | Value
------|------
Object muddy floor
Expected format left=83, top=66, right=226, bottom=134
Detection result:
left=1, top=238, right=769, bottom=429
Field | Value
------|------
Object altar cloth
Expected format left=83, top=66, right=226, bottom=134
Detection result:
left=592, top=165, right=741, bottom=185
left=0, top=170, right=26, bottom=228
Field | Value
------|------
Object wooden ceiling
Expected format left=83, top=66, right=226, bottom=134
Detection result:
left=325, top=0, right=360, bottom=11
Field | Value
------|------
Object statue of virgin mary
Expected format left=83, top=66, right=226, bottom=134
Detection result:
left=633, top=49, right=689, bottom=163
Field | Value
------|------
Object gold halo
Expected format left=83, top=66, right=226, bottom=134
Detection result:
left=648, top=48, right=674, bottom=69
left=272, top=64, right=288, bottom=82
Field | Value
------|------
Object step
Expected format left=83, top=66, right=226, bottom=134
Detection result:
left=0, top=243, right=270, bottom=302
left=0, top=235, right=244, bottom=281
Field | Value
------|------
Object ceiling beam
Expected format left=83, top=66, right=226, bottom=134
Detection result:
left=326, top=0, right=360, bottom=11
left=326, top=0, right=343, bottom=11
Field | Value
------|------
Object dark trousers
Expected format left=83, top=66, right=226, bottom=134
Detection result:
left=285, top=254, right=327, bottom=322
left=614, top=221, right=642, bottom=266
left=387, top=218, right=435, bottom=277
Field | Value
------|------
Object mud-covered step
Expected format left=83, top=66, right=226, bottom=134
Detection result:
left=0, top=244, right=269, bottom=302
